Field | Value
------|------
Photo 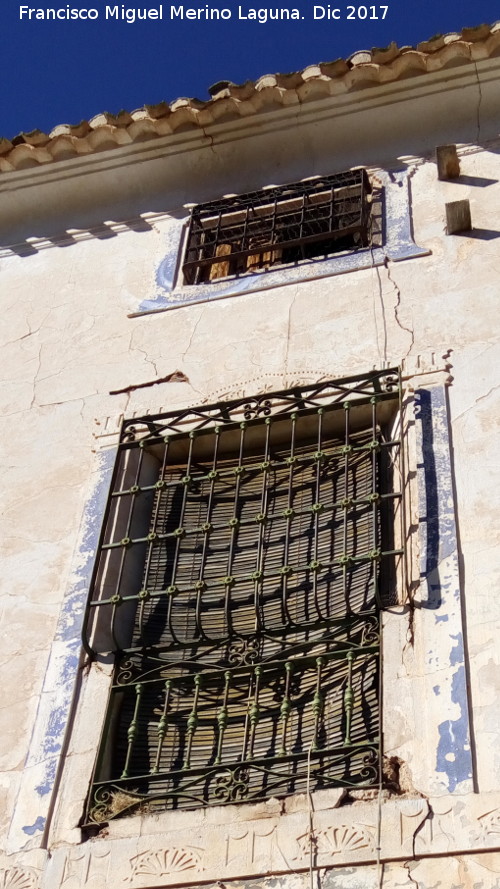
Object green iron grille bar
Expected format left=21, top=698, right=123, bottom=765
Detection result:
left=280, top=411, right=296, bottom=625
left=194, top=425, right=221, bottom=640
left=342, top=402, right=350, bottom=615
left=311, top=408, right=323, bottom=618
left=109, top=446, right=145, bottom=651
left=151, top=679, right=172, bottom=774
left=371, top=397, right=381, bottom=608
left=253, top=417, right=272, bottom=632
left=137, top=439, right=171, bottom=648
left=223, top=422, right=247, bottom=637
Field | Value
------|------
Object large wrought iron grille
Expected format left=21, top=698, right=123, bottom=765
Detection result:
left=182, top=169, right=372, bottom=284
left=83, top=370, right=402, bottom=824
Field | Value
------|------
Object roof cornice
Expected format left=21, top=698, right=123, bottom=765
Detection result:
left=1, top=23, right=499, bottom=178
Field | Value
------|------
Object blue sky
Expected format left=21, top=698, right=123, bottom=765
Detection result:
left=1, top=0, right=498, bottom=138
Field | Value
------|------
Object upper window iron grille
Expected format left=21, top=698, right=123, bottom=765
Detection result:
left=182, top=169, right=372, bottom=285
left=83, top=370, right=402, bottom=824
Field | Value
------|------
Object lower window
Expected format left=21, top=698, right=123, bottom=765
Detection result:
left=83, top=370, right=402, bottom=823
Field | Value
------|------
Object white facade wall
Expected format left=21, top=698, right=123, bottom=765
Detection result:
left=1, top=49, right=500, bottom=889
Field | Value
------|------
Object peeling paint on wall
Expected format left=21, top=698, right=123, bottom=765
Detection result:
left=8, top=448, right=116, bottom=851
left=415, top=385, right=473, bottom=794
left=22, top=817, right=46, bottom=838
left=437, top=665, right=473, bottom=792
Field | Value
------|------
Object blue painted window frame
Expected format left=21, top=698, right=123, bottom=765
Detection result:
left=132, top=170, right=429, bottom=317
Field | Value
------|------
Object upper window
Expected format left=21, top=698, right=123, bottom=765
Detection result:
left=182, top=170, right=373, bottom=285
left=138, top=169, right=428, bottom=313
left=82, top=370, right=402, bottom=824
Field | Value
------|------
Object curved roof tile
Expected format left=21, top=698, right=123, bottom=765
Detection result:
left=1, top=22, right=499, bottom=173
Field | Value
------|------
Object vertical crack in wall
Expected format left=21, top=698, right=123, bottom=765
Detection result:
left=400, top=799, right=433, bottom=889
left=181, top=309, right=204, bottom=362
left=411, top=800, right=433, bottom=858
left=471, top=56, right=483, bottom=144
left=131, top=341, right=159, bottom=377
left=403, top=860, right=420, bottom=889
left=200, top=126, right=217, bottom=158
left=372, top=253, right=388, bottom=366
left=30, top=346, right=43, bottom=410
left=402, top=600, right=416, bottom=664
left=384, top=258, right=414, bottom=358
left=283, top=288, right=299, bottom=383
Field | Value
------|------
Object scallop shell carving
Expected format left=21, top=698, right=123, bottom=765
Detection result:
left=130, top=847, right=204, bottom=879
left=0, top=869, right=39, bottom=889
left=319, top=824, right=375, bottom=855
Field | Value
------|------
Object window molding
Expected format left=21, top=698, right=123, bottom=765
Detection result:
left=9, top=357, right=474, bottom=862
left=412, top=378, right=473, bottom=793
left=131, top=170, right=429, bottom=318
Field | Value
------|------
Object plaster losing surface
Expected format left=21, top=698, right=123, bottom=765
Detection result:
left=1, top=62, right=500, bottom=889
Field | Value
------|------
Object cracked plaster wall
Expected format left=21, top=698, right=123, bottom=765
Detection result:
left=1, top=106, right=500, bottom=887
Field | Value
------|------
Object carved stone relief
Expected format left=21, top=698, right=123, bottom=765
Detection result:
left=318, top=825, right=376, bottom=856
left=61, top=845, right=110, bottom=889
left=398, top=799, right=454, bottom=854
left=225, top=828, right=246, bottom=867
left=0, top=869, right=40, bottom=889
left=129, top=848, right=204, bottom=882
left=208, top=370, right=336, bottom=404
left=295, top=824, right=376, bottom=860
left=225, top=823, right=287, bottom=870
left=40, top=794, right=500, bottom=889
left=398, top=801, right=429, bottom=851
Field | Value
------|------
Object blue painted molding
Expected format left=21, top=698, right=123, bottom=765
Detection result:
left=9, top=449, right=116, bottom=848
left=414, top=385, right=473, bottom=793
left=133, top=170, right=429, bottom=316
